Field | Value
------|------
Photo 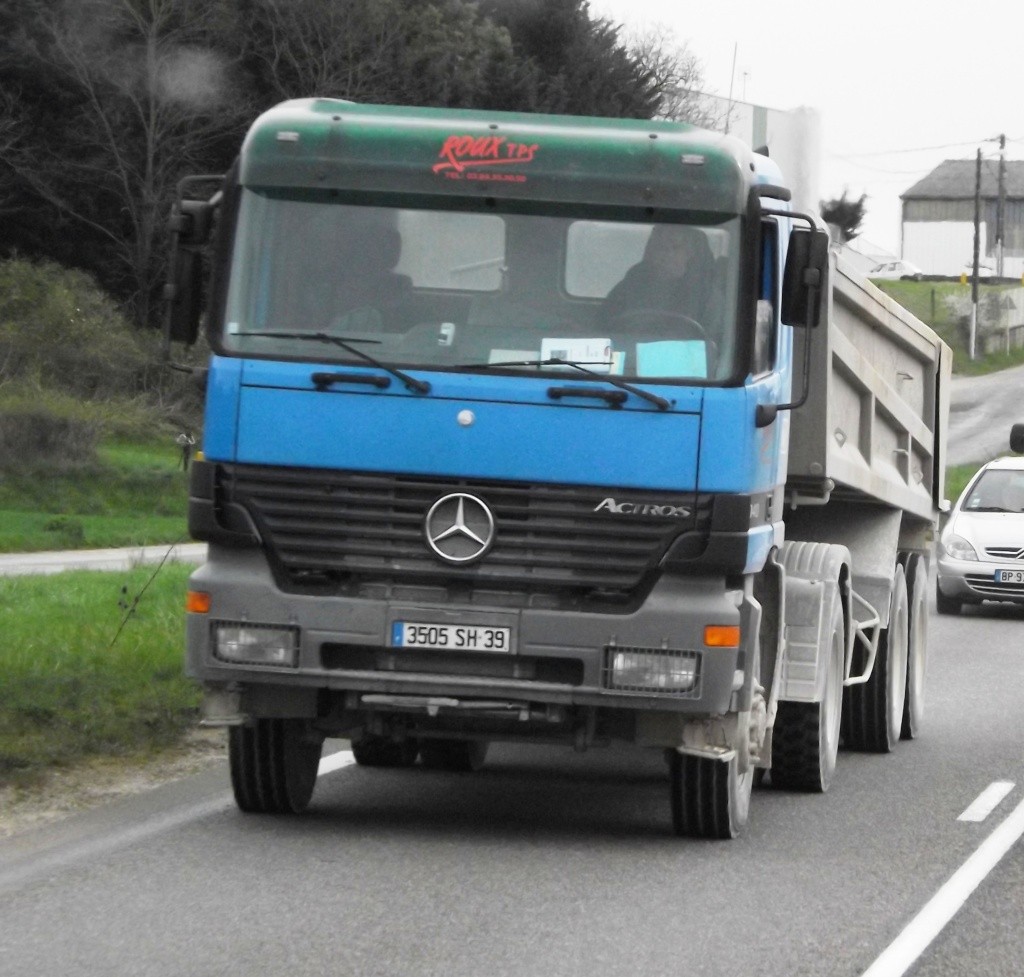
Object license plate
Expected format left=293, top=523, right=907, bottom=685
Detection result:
left=391, top=622, right=512, bottom=652
left=996, top=569, right=1024, bottom=584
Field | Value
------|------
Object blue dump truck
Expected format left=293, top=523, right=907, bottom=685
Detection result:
left=165, top=100, right=950, bottom=838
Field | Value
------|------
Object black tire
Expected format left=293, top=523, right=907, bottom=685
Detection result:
left=668, top=750, right=751, bottom=839
left=901, top=554, right=928, bottom=739
left=229, top=718, right=323, bottom=814
left=770, top=596, right=844, bottom=792
left=419, top=739, right=488, bottom=772
left=935, top=580, right=962, bottom=616
left=842, top=565, right=909, bottom=753
left=351, top=736, right=419, bottom=768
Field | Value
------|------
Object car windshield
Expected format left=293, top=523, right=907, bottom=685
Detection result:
left=962, top=468, right=1024, bottom=513
left=220, top=191, right=744, bottom=382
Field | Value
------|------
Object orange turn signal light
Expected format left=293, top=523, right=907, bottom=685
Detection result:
left=186, top=590, right=211, bottom=614
left=704, top=625, right=740, bottom=648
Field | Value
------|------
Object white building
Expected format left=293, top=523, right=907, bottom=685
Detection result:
left=901, top=160, right=1024, bottom=279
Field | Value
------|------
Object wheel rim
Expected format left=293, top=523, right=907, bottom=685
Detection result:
left=821, top=611, right=844, bottom=783
left=886, top=571, right=909, bottom=745
left=903, top=557, right=927, bottom=737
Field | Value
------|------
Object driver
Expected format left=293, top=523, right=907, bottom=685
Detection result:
left=601, top=224, right=713, bottom=327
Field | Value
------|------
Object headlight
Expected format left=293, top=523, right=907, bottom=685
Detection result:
left=606, top=648, right=700, bottom=693
left=214, top=623, right=299, bottom=667
left=942, top=534, right=978, bottom=561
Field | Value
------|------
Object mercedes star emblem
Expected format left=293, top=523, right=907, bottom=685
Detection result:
left=424, top=493, right=495, bottom=564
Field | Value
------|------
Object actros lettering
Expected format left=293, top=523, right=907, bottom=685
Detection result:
left=594, top=498, right=691, bottom=518
left=433, top=135, right=540, bottom=176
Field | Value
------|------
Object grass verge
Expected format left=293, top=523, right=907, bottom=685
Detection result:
left=0, top=564, right=199, bottom=787
left=873, top=279, right=1024, bottom=375
left=0, top=438, right=189, bottom=553
left=945, top=463, right=980, bottom=505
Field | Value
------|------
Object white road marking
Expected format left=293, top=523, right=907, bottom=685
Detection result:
left=957, top=781, right=1015, bottom=822
left=861, top=794, right=1024, bottom=977
left=318, top=749, right=357, bottom=776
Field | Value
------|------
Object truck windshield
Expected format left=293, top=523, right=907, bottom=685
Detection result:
left=220, top=190, right=743, bottom=382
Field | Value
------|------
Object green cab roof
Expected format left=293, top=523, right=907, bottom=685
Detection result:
left=239, top=99, right=758, bottom=217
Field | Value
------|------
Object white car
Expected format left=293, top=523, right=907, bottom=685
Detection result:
left=936, top=454, right=1024, bottom=614
left=868, top=259, right=924, bottom=281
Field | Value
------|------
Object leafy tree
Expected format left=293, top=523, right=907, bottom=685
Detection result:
left=480, top=0, right=661, bottom=117
left=821, top=190, right=867, bottom=243
left=224, top=0, right=518, bottom=109
left=0, top=0, right=717, bottom=326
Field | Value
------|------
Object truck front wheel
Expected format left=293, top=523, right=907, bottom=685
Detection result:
left=229, top=718, right=323, bottom=814
left=770, top=597, right=844, bottom=792
left=668, top=752, right=751, bottom=839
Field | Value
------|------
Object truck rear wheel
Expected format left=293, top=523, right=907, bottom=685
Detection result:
left=351, top=736, right=420, bottom=768
left=668, top=751, right=751, bottom=839
left=901, top=554, right=928, bottom=739
left=229, top=718, right=324, bottom=814
left=842, top=564, right=909, bottom=752
left=419, top=739, right=488, bottom=772
left=770, top=598, right=844, bottom=792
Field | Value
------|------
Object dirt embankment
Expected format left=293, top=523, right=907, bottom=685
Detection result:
left=0, top=728, right=226, bottom=839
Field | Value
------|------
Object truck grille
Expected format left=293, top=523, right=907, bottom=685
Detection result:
left=215, top=464, right=708, bottom=599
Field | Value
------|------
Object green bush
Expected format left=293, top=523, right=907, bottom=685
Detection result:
left=0, top=386, right=102, bottom=473
left=0, top=257, right=152, bottom=400
left=0, top=257, right=205, bottom=470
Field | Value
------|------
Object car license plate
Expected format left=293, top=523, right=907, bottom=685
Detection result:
left=391, top=622, right=512, bottom=652
left=995, top=569, right=1024, bottom=584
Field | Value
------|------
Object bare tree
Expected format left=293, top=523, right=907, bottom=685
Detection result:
left=0, top=102, right=19, bottom=217
left=0, top=0, right=252, bottom=325
left=624, top=26, right=724, bottom=129
left=236, top=0, right=406, bottom=102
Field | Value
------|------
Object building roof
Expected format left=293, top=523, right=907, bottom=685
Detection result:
left=902, top=159, right=1024, bottom=201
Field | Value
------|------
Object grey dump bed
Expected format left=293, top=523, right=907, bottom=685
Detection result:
left=787, top=251, right=952, bottom=524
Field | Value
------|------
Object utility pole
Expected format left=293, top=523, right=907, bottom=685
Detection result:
left=971, top=148, right=981, bottom=360
left=997, top=133, right=1006, bottom=277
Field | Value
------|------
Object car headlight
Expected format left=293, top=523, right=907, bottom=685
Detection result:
left=942, top=534, right=978, bottom=561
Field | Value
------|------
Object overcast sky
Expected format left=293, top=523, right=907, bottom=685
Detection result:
left=590, top=0, right=1024, bottom=257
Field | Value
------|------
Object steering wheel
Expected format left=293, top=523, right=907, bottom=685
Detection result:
left=609, top=308, right=706, bottom=339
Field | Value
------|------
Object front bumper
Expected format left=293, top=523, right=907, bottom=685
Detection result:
left=186, top=548, right=747, bottom=717
left=936, top=556, right=1024, bottom=604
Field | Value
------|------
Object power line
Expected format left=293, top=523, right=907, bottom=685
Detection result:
left=836, top=138, right=1013, bottom=159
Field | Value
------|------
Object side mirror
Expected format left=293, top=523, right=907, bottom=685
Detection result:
left=172, top=199, right=215, bottom=246
left=1011, top=423, right=1024, bottom=453
left=163, top=248, right=204, bottom=346
left=781, top=227, right=829, bottom=329
left=162, top=197, right=216, bottom=349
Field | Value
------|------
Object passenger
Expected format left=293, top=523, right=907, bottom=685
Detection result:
left=602, top=224, right=713, bottom=329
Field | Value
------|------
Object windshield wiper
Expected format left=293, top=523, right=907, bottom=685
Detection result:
left=234, top=330, right=431, bottom=394
left=470, top=357, right=671, bottom=411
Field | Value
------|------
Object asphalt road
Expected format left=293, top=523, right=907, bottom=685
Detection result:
left=0, top=369, right=1018, bottom=976
left=948, top=361, right=1024, bottom=466
left=2, top=593, right=1024, bottom=977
